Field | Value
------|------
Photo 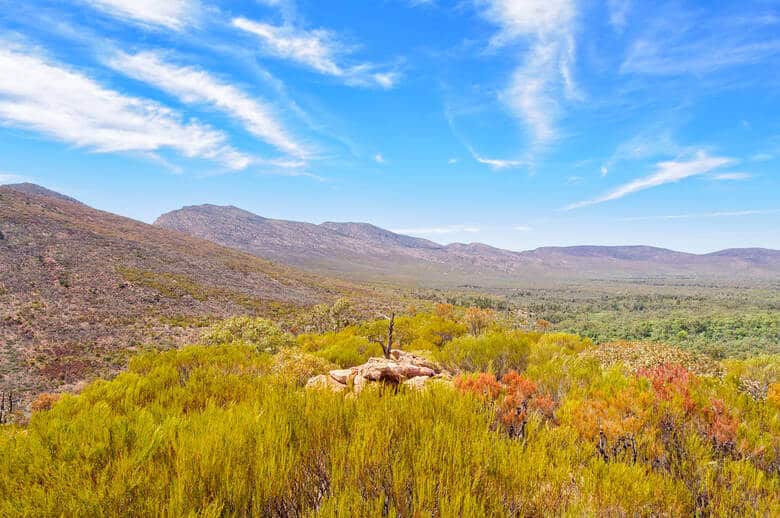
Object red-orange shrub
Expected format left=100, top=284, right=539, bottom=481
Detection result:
left=31, top=392, right=61, bottom=412
left=454, top=372, right=502, bottom=400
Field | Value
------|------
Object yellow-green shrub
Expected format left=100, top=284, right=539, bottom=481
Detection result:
left=200, top=316, right=294, bottom=352
left=0, top=313, right=778, bottom=516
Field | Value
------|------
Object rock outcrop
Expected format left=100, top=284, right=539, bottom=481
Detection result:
left=305, top=350, right=450, bottom=393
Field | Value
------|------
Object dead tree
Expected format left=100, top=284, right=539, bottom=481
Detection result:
left=369, top=313, right=396, bottom=359
left=0, top=391, right=13, bottom=425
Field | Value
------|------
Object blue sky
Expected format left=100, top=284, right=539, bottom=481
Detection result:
left=0, top=0, right=778, bottom=253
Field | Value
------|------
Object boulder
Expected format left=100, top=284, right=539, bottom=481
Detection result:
left=390, top=350, right=441, bottom=373
left=306, top=350, right=447, bottom=394
left=329, top=368, right=356, bottom=384
left=305, top=374, right=347, bottom=392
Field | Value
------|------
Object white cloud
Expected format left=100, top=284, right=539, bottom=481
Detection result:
left=710, top=172, right=752, bottom=181
left=603, top=129, right=688, bottom=171
left=232, top=17, right=399, bottom=88
left=621, top=11, right=780, bottom=76
left=0, top=47, right=249, bottom=170
left=374, top=153, right=385, bottom=164
left=565, top=151, right=734, bottom=210
left=108, top=52, right=307, bottom=158
left=623, top=39, right=780, bottom=75
left=448, top=158, right=458, bottom=164
left=479, top=0, right=578, bottom=145
left=82, top=0, right=199, bottom=30
left=468, top=147, right=524, bottom=170
left=600, top=165, right=608, bottom=176
left=392, top=225, right=480, bottom=235
left=618, top=209, right=780, bottom=222
left=513, top=225, right=532, bottom=231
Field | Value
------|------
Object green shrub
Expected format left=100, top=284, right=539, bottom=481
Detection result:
left=298, top=329, right=381, bottom=367
left=435, top=330, right=537, bottom=376
left=201, top=316, right=294, bottom=352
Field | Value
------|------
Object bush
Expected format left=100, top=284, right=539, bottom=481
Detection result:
left=298, top=329, right=382, bottom=367
left=435, top=330, right=539, bottom=376
left=201, top=316, right=294, bottom=352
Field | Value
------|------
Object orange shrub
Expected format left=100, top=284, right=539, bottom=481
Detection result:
left=768, top=383, right=780, bottom=407
left=31, top=392, right=61, bottom=412
left=702, top=398, right=739, bottom=448
left=434, top=303, right=455, bottom=320
left=454, top=372, right=502, bottom=400
left=636, top=363, right=696, bottom=410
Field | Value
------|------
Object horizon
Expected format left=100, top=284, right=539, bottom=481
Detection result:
left=3, top=180, right=778, bottom=256
left=1, top=1, right=779, bottom=253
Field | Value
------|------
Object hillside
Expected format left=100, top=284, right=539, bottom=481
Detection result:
left=155, top=204, right=780, bottom=286
left=0, top=186, right=367, bottom=406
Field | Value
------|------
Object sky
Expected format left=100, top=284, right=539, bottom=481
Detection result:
left=0, top=0, right=779, bottom=253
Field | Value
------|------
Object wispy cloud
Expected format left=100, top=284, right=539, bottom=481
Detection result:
left=513, top=225, right=532, bottom=231
left=565, top=151, right=734, bottom=210
left=108, top=51, right=308, bottom=158
left=709, top=172, right=752, bottom=181
left=374, top=153, right=385, bottom=164
left=602, top=129, right=686, bottom=173
left=750, top=153, right=773, bottom=162
left=621, top=10, right=780, bottom=76
left=232, top=17, right=400, bottom=88
left=0, top=46, right=249, bottom=169
left=468, top=147, right=525, bottom=170
left=81, top=0, right=199, bottom=30
left=392, top=224, right=480, bottom=235
left=623, top=39, right=780, bottom=76
left=617, top=209, right=780, bottom=222
left=478, top=0, right=579, bottom=145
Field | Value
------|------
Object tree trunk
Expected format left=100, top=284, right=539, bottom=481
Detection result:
left=383, top=313, right=395, bottom=359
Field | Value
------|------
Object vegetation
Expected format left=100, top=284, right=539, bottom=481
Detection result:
left=428, top=282, right=780, bottom=358
left=1, top=310, right=778, bottom=516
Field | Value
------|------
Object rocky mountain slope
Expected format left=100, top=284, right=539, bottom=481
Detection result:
left=155, top=204, right=780, bottom=285
left=0, top=185, right=364, bottom=406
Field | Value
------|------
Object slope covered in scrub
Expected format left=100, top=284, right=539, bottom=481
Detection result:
left=1, top=312, right=777, bottom=516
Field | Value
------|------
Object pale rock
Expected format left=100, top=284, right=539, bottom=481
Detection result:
left=306, top=374, right=347, bottom=392
left=306, top=350, right=444, bottom=394
left=329, top=368, right=356, bottom=384
left=403, top=376, right=430, bottom=390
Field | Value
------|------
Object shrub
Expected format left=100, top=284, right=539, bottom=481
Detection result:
left=200, top=316, right=294, bottom=352
left=435, top=330, right=536, bottom=376
left=30, top=392, right=61, bottom=412
left=298, top=329, right=382, bottom=367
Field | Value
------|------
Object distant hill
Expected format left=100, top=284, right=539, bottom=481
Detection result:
left=2, top=182, right=82, bottom=204
left=0, top=186, right=363, bottom=405
left=155, top=204, right=780, bottom=285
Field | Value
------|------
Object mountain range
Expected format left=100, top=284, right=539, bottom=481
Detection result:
left=155, top=203, right=780, bottom=286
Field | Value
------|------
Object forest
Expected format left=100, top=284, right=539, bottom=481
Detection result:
left=1, top=305, right=778, bottom=516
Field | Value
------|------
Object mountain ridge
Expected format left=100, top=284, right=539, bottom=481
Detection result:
left=154, top=202, right=780, bottom=284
